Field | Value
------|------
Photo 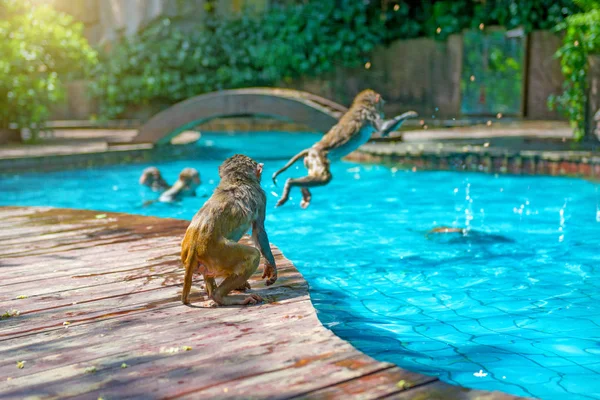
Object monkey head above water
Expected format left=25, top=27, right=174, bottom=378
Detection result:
left=180, top=154, right=277, bottom=306
left=272, top=89, right=418, bottom=208
left=158, top=168, right=201, bottom=203
left=139, top=167, right=170, bottom=191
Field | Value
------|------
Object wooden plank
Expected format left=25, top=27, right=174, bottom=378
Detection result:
left=0, top=206, right=525, bottom=400
left=1, top=303, right=336, bottom=398
left=0, top=264, right=306, bottom=339
left=383, top=380, right=525, bottom=399
left=293, top=367, right=437, bottom=400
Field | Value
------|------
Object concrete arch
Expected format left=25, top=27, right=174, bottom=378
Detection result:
left=132, top=88, right=348, bottom=145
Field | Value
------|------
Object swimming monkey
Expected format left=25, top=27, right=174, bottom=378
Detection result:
left=272, top=89, right=417, bottom=208
left=158, top=168, right=201, bottom=203
left=181, top=154, right=277, bottom=306
left=139, top=167, right=170, bottom=191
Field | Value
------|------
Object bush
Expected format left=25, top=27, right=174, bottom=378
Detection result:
left=0, top=0, right=97, bottom=139
left=550, top=0, right=600, bottom=140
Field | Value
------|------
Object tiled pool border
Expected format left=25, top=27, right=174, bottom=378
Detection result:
left=347, top=143, right=600, bottom=180
left=0, top=143, right=198, bottom=174
left=4, top=140, right=600, bottom=179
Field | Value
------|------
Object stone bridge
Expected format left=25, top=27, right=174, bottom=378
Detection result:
left=132, top=88, right=348, bottom=145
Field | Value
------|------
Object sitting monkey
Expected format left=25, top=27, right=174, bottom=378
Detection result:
left=139, top=167, right=170, bottom=191
left=272, top=89, right=417, bottom=208
left=158, top=168, right=201, bottom=203
left=181, top=154, right=277, bottom=306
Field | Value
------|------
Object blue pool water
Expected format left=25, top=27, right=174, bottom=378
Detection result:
left=2, top=131, right=600, bottom=399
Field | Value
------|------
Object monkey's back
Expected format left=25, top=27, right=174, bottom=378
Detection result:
left=182, top=184, right=262, bottom=258
left=315, top=105, right=378, bottom=157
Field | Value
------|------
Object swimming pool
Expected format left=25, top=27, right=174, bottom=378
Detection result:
left=2, top=131, right=600, bottom=399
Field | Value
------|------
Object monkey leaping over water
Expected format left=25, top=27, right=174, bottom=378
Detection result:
left=272, top=89, right=417, bottom=208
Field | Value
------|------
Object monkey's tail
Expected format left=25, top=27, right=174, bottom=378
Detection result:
left=397, top=110, right=419, bottom=120
left=272, top=149, right=309, bottom=185
left=181, top=233, right=197, bottom=305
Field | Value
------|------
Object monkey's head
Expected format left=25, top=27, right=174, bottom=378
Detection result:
left=219, top=154, right=264, bottom=183
left=179, top=168, right=201, bottom=190
left=354, top=89, right=385, bottom=115
left=139, top=167, right=163, bottom=187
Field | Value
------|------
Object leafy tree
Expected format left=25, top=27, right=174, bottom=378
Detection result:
left=0, top=0, right=97, bottom=140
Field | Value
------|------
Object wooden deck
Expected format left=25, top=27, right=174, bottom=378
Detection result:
left=0, top=207, right=525, bottom=400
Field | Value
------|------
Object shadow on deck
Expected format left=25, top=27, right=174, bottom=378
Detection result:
left=0, top=207, right=526, bottom=399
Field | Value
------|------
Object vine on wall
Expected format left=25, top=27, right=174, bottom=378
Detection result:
left=550, top=0, right=600, bottom=140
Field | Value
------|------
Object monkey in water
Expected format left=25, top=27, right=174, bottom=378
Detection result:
left=139, top=167, right=170, bottom=191
left=272, top=89, right=418, bottom=208
left=181, top=154, right=277, bottom=306
left=158, top=168, right=201, bottom=203
left=425, top=226, right=514, bottom=244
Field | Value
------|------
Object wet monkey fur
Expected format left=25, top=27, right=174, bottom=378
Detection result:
left=159, top=168, right=201, bottom=203
left=139, top=167, right=170, bottom=191
left=272, top=89, right=417, bottom=208
left=181, top=154, right=277, bottom=306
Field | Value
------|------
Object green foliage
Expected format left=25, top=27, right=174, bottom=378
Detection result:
left=90, top=0, right=579, bottom=120
left=90, top=1, right=384, bottom=119
left=0, top=0, right=97, bottom=139
left=550, top=0, right=600, bottom=140
left=418, top=0, right=576, bottom=40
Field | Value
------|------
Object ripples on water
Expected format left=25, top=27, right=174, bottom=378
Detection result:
left=2, top=132, right=600, bottom=399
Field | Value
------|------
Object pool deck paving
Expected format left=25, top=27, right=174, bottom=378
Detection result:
left=0, top=206, right=526, bottom=399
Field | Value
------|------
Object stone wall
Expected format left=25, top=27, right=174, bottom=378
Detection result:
left=287, top=35, right=463, bottom=119
left=526, top=31, right=564, bottom=120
